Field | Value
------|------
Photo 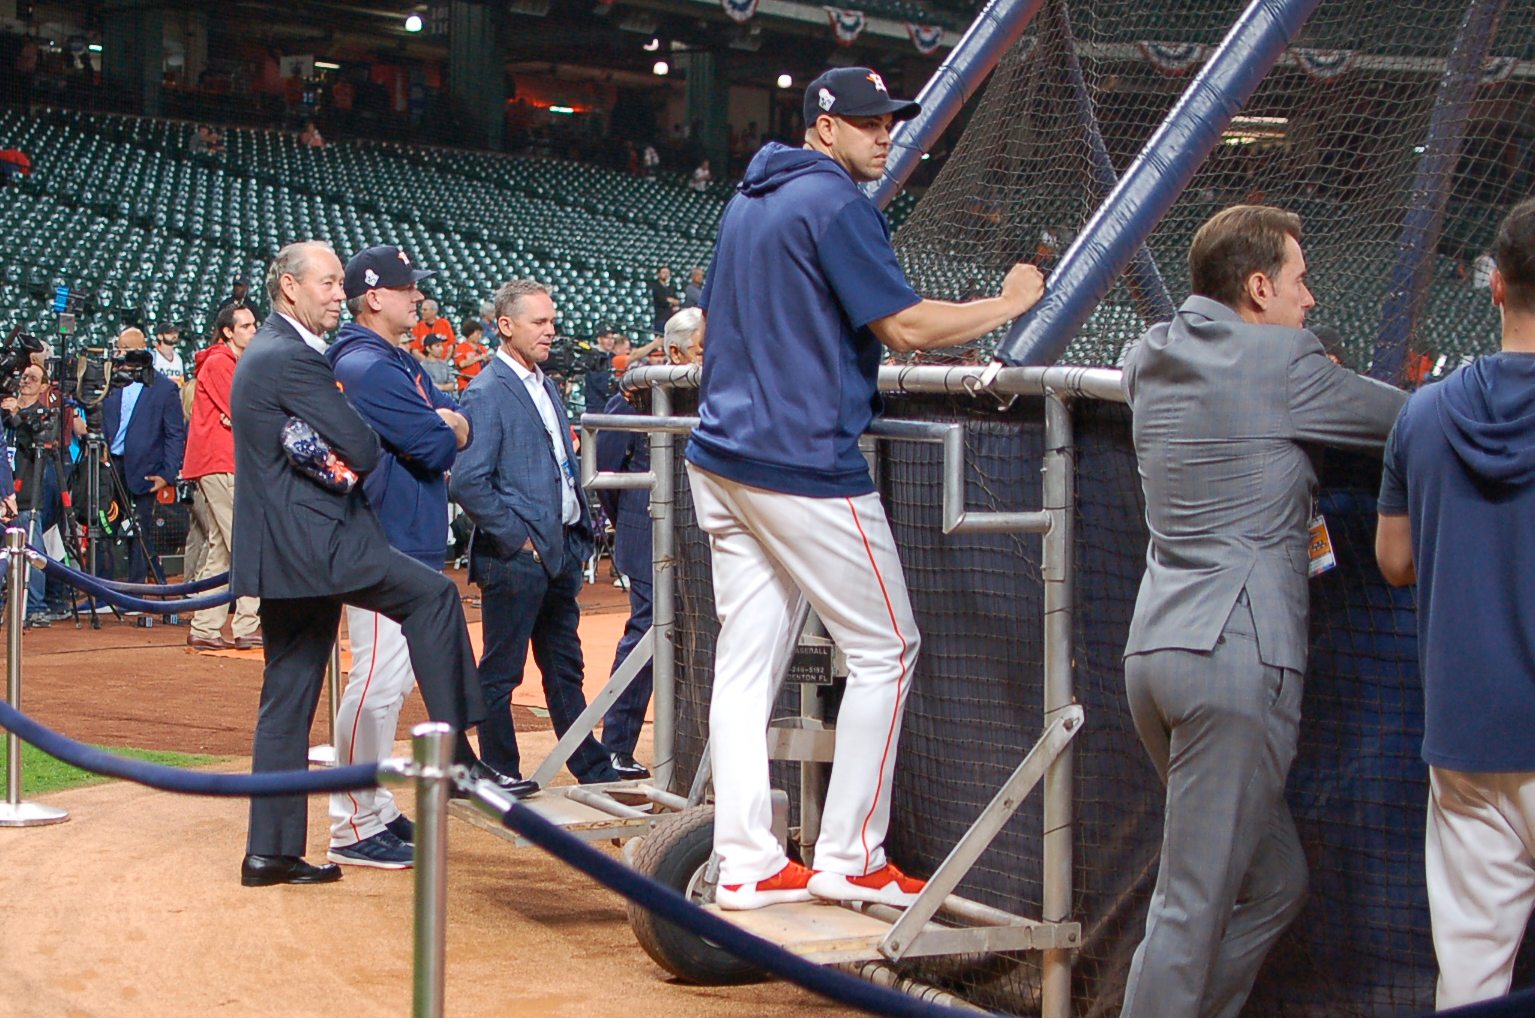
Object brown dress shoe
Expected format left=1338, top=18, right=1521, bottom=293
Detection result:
left=233, top=634, right=263, bottom=650
left=187, top=634, right=233, bottom=652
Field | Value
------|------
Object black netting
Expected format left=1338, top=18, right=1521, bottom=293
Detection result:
left=668, top=394, right=1434, bottom=1017
left=893, top=0, right=1535, bottom=375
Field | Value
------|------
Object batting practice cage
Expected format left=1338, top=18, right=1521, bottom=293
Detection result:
left=658, top=0, right=1535, bottom=1014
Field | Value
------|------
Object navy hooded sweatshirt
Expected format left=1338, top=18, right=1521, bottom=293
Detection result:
left=327, top=322, right=463, bottom=567
left=1379, top=353, right=1535, bottom=771
left=686, top=142, right=921, bottom=497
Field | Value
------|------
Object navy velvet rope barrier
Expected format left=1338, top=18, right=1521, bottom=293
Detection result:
left=39, top=557, right=232, bottom=613
left=75, top=570, right=231, bottom=597
left=0, top=699, right=379, bottom=796
left=498, top=798, right=992, bottom=1018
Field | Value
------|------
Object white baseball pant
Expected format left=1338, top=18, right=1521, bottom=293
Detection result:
left=329, top=607, right=416, bottom=847
left=688, top=464, right=920, bottom=887
left=1426, top=766, right=1535, bottom=1009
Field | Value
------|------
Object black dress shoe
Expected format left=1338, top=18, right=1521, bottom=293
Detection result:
left=454, top=761, right=538, bottom=800
left=609, top=752, right=651, bottom=780
left=241, top=854, right=343, bottom=887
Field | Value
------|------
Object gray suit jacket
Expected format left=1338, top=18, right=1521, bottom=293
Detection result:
left=1122, top=296, right=1407, bottom=672
left=449, top=354, right=593, bottom=579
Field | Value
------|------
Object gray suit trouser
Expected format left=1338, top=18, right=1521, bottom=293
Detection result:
left=1120, top=594, right=1309, bottom=1018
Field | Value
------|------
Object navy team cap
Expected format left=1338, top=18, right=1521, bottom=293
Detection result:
left=803, top=67, right=920, bottom=128
left=344, top=245, right=435, bottom=300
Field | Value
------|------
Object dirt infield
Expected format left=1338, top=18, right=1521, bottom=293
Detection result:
left=1, top=570, right=854, bottom=1018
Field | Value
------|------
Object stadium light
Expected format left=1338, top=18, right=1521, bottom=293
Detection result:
left=87, top=43, right=102, bottom=52
left=314, top=61, right=340, bottom=70
left=776, top=73, right=792, bottom=89
left=404, top=13, right=424, bottom=32
left=644, top=38, right=661, bottom=51
left=653, top=60, right=669, bottom=76
left=549, top=106, right=575, bottom=114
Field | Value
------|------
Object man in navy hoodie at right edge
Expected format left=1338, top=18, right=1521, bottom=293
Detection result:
left=1376, top=197, right=1535, bottom=1009
left=687, top=67, right=1046, bottom=910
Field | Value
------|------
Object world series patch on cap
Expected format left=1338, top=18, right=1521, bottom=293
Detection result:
left=343, top=244, right=436, bottom=300
left=803, top=67, right=921, bottom=129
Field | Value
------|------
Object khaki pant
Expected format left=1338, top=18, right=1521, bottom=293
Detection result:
left=182, top=486, right=211, bottom=583
left=189, top=473, right=260, bottom=640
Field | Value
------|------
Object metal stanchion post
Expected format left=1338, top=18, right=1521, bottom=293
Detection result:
left=411, top=722, right=453, bottom=1018
left=308, top=626, right=344, bottom=767
left=0, top=528, right=67, bottom=826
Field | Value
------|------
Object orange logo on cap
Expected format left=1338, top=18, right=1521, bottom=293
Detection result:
left=867, top=71, right=887, bottom=93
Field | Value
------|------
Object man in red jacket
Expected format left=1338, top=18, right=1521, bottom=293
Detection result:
left=183, top=304, right=262, bottom=651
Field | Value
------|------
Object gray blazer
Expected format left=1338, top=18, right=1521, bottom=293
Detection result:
left=450, top=354, right=593, bottom=579
left=1122, top=295, right=1407, bottom=673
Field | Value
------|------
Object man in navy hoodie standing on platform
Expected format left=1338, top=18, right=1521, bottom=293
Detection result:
left=1376, top=198, right=1535, bottom=1009
left=687, top=67, right=1045, bottom=910
left=324, top=245, right=532, bottom=871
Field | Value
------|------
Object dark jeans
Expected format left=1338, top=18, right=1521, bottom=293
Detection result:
left=247, top=551, right=487, bottom=857
left=102, top=459, right=159, bottom=584
left=475, top=530, right=618, bottom=783
left=601, top=573, right=653, bottom=756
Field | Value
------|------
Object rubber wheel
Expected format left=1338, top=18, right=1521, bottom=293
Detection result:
left=627, top=805, right=765, bottom=985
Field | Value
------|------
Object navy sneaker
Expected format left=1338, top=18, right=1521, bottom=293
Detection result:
left=327, top=829, right=413, bottom=869
left=385, top=814, right=415, bottom=845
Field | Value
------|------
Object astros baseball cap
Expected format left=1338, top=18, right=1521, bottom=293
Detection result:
left=803, top=67, right=920, bottom=128
left=344, top=245, right=435, bottom=300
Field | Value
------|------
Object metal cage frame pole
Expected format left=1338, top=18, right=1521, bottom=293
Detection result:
left=649, top=382, right=677, bottom=791
left=1039, top=393, right=1076, bottom=1018
left=411, top=722, right=454, bottom=1018
left=0, top=527, right=67, bottom=826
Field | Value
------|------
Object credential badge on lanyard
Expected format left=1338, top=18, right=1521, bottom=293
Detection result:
left=1308, top=497, right=1336, bottom=578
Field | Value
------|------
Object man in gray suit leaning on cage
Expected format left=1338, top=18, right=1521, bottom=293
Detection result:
left=1118, top=205, right=1407, bottom=1018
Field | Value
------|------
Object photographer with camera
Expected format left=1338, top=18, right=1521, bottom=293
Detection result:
left=98, top=328, right=185, bottom=584
left=2, top=362, right=78, bottom=626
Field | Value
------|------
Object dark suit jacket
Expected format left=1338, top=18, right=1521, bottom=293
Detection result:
left=451, top=354, right=593, bottom=578
left=102, top=371, right=186, bottom=496
left=595, top=392, right=651, bottom=579
left=228, top=315, right=388, bottom=600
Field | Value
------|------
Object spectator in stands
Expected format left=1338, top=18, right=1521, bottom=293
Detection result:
left=1119, top=206, right=1406, bottom=1018
left=300, top=120, right=325, bottom=149
left=102, top=327, right=186, bottom=584
left=0, top=147, right=30, bottom=183
left=451, top=278, right=620, bottom=788
left=648, top=265, right=679, bottom=334
left=683, top=266, right=705, bottom=308
left=183, top=304, right=262, bottom=652
left=477, top=300, right=496, bottom=339
left=453, top=319, right=491, bottom=391
left=689, top=158, right=711, bottom=193
left=216, top=274, right=259, bottom=323
left=1311, top=324, right=1354, bottom=370
left=152, top=321, right=185, bottom=386
left=190, top=125, right=213, bottom=155
left=410, top=297, right=455, bottom=361
left=421, top=335, right=456, bottom=391
left=642, top=143, right=661, bottom=178
left=1376, top=198, right=1535, bottom=1010
left=1473, top=249, right=1496, bottom=289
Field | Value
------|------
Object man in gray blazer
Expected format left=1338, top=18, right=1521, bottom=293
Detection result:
left=1119, top=205, right=1406, bottom=1018
left=451, top=279, right=620, bottom=787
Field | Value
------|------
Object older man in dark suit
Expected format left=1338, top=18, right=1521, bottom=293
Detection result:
left=1119, top=206, right=1407, bottom=1018
left=451, top=279, right=619, bottom=787
left=101, top=328, right=186, bottom=583
left=229, top=240, right=502, bottom=888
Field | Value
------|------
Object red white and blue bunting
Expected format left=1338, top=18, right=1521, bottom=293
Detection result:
left=1291, top=48, right=1355, bottom=81
left=906, top=23, right=945, bottom=55
left=1135, top=40, right=1206, bottom=76
left=721, top=0, right=757, bottom=24
left=824, top=7, right=866, bottom=46
left=1482, top=56, right=1518, bottom=86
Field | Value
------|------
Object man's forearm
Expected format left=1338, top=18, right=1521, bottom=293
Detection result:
left=871, top=296, right=1022, bottom=353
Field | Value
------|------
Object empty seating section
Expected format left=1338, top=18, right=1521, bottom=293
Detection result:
left=0, top=108, right=732, bottom=344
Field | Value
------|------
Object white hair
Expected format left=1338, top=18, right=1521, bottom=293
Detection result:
left=663, top=307, right=703, bottom=354
left=265, top=240, right=335, bottom=304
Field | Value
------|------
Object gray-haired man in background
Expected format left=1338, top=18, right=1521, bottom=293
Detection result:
left=1119, top=205, right=1406, bottom=1018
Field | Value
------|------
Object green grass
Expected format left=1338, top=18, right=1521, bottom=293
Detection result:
left=0, top=741, right=225, bottom=797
